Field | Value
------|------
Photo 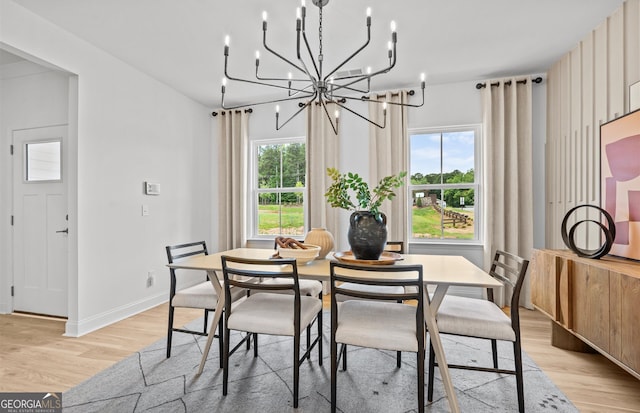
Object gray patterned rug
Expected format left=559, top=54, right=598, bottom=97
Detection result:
left=64, top=313, right=577, bottom=412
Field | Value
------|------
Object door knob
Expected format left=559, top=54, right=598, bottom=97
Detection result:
left=56, top=228, right=69, bottom=234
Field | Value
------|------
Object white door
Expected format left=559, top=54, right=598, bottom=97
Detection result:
left=12, top=125, right=68, bottom=317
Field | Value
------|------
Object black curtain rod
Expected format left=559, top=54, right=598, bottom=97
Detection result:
left=211, top=108, right=253, bottom=116
left=475, top=76, right=543, bottom=90
left=364, top=89, right=415, bottom=99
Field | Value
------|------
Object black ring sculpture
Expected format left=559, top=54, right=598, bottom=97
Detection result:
left=561, top=205, right=616, bottom=259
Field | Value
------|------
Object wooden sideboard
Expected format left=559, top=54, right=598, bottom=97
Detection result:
left=531, top=249, right=640, bottom=380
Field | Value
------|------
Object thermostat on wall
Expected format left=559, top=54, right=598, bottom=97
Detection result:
left=144, top=181, right=161, bottom=195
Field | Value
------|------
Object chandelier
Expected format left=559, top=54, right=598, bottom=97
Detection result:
left=220, top=0, right=425, bottom=134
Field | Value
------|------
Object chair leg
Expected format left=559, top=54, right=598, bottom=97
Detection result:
left=317, top=308, right=323, bottom=366
left=222, top=322, right=231, bottom=396
left=331, top=330, right=338, bottom=413
left=166, top=305, right=175, bottom=358
left=218, top=315, right=224, bottom=369
left=253, top=333, right=258, bottom=358
left=513, top=339, right=525, bottom=413
left=306, top=324, right=311, bottom=360
left=418, top=348, right=425, bottom=413
left=491, top=338, right=498, bottom=369
left=246, top=331, right=252, bottom=350
left=342, top=344, right=347, bottom=371
left=396, top=299, right=402, bottom=368
left=203, top=309, right=209, bottom=334
left=427, top=340, right=435, bottom=401
left=293, top=331, right=300, bottom=408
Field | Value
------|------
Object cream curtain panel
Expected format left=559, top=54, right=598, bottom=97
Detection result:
left=218, top=110, right=250, bottom=250
left=368, top=91, right=409, bottom=246
left=481, top=77, right=534, bottom=308
left=306, top=103, right=340, bottom=245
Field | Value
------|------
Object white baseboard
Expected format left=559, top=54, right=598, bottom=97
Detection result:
left=64, top=292, right=168, bottom=337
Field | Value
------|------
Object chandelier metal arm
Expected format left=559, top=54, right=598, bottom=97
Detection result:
left=323, top=26, right=371, bottom=82
left=276, top=96, right=316, bottom=130
left=262, top=26, right=306, bottom=74
left=330, top=41, right=397, bottom=94
left=329, top=80, right=370, bottom=95
left=358, top=86, right=426, bottom=108
left=320, top=99, right=339, bottom=135
left=300, top=28, right=322, bottom=80
left=334, top=99, right=386, bottom=129
left=222, top=88, right=315, bottom=111
left=224, top=56, right=305, bottom=93
left=254, top=66, right=310, bottom=83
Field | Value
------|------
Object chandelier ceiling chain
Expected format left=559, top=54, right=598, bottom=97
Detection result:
left=219, top=0, right=425, bottom=134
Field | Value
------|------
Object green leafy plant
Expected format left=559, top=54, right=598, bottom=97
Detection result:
left=324, top=167, right=407, bottom=218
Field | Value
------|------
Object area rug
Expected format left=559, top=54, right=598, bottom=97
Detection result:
left=64, top=314, right=578, bottom=412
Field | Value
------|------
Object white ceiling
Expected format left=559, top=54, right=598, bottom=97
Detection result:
left=9, top=0, right=625, bottom=108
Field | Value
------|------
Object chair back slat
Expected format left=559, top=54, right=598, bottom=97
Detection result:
left=488, top=250, right=530, bottom=318
left=166, top=241, right=208, bottom=264
left=330, top=262, right=423, bottom=302
left=221, top=256, right=299, bottom=293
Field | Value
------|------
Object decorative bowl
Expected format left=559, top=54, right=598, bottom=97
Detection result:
left=277, top=244, right=321, bottom=265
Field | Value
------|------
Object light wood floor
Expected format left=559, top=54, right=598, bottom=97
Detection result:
left=1, top=304, right=639, bottom=412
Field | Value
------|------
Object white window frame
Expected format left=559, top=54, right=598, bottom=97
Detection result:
left=249, top=136, right=307, bottom=239
left=407, top=124, right=482, bottom=244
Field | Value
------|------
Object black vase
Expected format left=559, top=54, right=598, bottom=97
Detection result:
left=348, top=211, right=388, bottom=260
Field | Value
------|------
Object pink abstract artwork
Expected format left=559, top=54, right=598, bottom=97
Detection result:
left=601, top=109, right=640, bottom=260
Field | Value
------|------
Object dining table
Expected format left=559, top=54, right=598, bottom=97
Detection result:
left=167, top=247, right=503, bottom=413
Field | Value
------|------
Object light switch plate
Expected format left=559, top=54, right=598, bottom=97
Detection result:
left=144, top=181, right=161, bottom=195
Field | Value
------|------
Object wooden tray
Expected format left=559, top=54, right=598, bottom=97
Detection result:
left=333, top=251, right=403, bottom=265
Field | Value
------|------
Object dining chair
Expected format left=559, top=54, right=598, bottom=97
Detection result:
left=330, top=261, right=425, bottom=413
left=335, top=241, right=406, bottom=367
left=221, top=255, right=323, bottom=408
left=427, top=250, right=530, bottom=412
left=165, top=241, right=248, bottom=363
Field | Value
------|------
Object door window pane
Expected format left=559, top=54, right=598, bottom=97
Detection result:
left=26, top=141, right=61, bottom=181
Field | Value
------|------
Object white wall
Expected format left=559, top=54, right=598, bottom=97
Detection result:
left=1, top=0, right=212, bottom=336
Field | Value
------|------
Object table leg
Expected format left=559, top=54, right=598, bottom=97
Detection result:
left=197, top=271, right=225, bottom=375
left=424, top=286, right=460, bottom=413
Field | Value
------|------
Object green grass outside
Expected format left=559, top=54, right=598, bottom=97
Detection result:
left=412, top=206, right=475, bottom=240
left=258, top=203, right=475, bottom=240
left=258, top=204, right=304, bottom=235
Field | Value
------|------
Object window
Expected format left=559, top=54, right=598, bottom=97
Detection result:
left=25, top=140, right=62, bottom=182
left=408, top=125, right=480, bottom=242
left=252, top=138, right=306, bottom=237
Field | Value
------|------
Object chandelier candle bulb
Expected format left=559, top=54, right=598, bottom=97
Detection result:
left=366, top=7, right=371, bottom=25
left=390, top=20, right=396, bottom=33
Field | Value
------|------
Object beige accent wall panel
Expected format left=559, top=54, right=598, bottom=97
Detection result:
left=625, top=0, right=640, bottom=112
left=571, top=47, right=582, bottom=205
left=609, top=7, right=625, bottom=120
left=546, top=62, right=561, bottom=248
